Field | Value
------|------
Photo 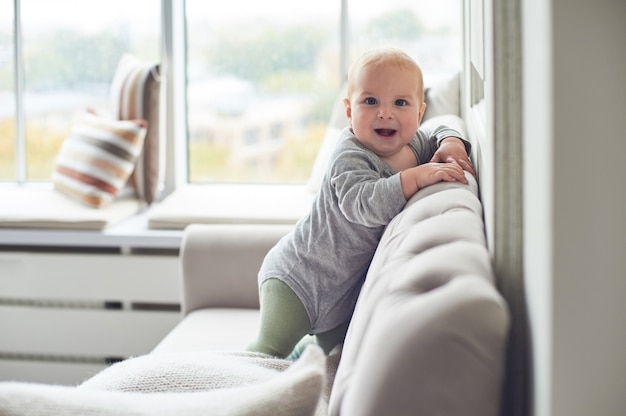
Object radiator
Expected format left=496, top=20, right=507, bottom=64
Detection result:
left=0, top=250, right=181, bottom=385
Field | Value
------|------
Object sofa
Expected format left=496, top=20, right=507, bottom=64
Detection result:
left=0, top=170, right=510, bottom=416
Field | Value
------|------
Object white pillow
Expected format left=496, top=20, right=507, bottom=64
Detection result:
left=306, top=83, right=349, bottom=194
left=0, top=346, right=325, bottom=416
left=420, top=114, right=467, bottom=139
left=422, top=71, right=461, bottom=121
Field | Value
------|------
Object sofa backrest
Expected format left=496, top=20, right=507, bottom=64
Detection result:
left=328, top=174, right=511, bottom=416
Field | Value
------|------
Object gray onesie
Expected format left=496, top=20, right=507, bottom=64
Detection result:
left=258, top=125, right=467, bottom=334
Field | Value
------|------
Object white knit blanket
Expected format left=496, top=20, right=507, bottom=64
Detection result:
left=0, top=346, right=339, bottom=416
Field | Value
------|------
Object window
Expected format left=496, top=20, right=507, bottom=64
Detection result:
left=3, top=0, right=461, bottom=188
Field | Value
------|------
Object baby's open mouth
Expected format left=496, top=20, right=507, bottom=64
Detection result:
left=375, top=129, right=396, bottom=137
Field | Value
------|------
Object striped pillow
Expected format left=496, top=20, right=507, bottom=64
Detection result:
left=110, top=54, right=161, bottom=204
left=53, top=111, right=147, bottom=208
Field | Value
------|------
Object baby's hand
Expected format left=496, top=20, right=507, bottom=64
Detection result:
left=415, top=161, right=468, bottom=189
left=431, top=137, right=476, bottom=177
left=399, top=161, right=467, bottom=199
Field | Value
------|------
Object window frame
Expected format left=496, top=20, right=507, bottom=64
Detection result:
left=12, top=0, right=26, bottom=183
left=161, top=0, right=188, bottom=197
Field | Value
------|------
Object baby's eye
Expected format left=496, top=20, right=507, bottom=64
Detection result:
left=395, top=99, right=408, bottom=106
left=364, top=97, right=378, bottom=105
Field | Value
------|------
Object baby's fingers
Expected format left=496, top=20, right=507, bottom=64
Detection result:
left=457, top=158, right=476, bottom=177
left=443, top=163, right=468, bottom=183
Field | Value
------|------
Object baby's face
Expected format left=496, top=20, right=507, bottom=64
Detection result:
left=344, top=63, right=425, bottom=158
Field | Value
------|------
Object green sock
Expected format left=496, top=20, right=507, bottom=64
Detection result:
left=287, top=335, right=318, bottom=360
left=287, top=320, right=350, bottom=360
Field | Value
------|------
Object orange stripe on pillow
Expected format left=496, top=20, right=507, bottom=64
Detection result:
left=56, top=165, right=118, bottom=195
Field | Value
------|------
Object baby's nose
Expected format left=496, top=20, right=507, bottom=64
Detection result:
left=377, top=105, right=394, bottom=119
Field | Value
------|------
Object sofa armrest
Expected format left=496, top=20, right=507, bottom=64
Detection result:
left=180, top=224, right=292, bottom=315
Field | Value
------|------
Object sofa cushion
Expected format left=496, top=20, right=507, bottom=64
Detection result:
left=152, top=308, right=261, bottom=354
left=0, top=346, right=326, bottom=416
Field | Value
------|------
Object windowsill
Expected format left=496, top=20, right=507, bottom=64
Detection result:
left=146, top=183, right=315, bottom=229
left=0, top=183, right=316, bottom=250
left=0, top=208, right=183, bottom=251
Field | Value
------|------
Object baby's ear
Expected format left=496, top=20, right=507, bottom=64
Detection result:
left=417, top=102, right=427, bottom=124
left=343, top=98, right=352, bottom=121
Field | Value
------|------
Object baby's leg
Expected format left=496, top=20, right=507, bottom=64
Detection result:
left=247, top=278, right=311, bottom=358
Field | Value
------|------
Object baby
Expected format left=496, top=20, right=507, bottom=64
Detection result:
left=248, top=47, right=475, bottom=358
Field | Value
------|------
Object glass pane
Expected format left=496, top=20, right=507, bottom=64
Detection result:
left=20, top=0, right=160, bottom=181
left=0, top=0, right=14, bottom=181
left=186, top=1, right=341, bottom=184
left=350, top=0, right=462, bottom=85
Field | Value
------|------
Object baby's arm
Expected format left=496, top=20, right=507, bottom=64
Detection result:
left=398, top=161, right=467, bottom=200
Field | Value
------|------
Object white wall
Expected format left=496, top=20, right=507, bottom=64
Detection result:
left=522, top=1, right=626, bottom=415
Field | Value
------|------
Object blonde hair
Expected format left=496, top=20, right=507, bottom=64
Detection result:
left=346, top=47, right=424, bottom=102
